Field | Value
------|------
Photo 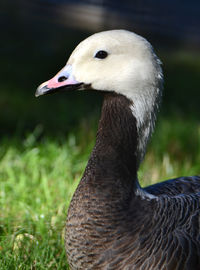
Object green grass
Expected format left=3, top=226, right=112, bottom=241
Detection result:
left=1, top=116, right=200, bottom=268
left=0, top=123, right=95, bottom=269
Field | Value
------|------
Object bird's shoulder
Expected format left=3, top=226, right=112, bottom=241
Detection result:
left=144, top=175, right=200, bottom=196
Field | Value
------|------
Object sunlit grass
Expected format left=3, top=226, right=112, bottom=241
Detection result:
left=140, top=116, right=200, bottom=186
left=0, top=131, right=90, bottom=269
left=1, top=115, right=200, bottom=268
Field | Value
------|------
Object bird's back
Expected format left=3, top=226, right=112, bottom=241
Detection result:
left=145, top=175, right=200, bottom=196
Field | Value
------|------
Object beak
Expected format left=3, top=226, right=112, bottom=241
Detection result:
left=35, top=64, right=83, bottom=97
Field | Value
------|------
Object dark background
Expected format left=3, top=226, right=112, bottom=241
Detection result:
left=1, top=0, right=200, bottom=137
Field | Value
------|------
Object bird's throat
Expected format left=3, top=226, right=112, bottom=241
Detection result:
left=83, top=93, right=139, bottom=191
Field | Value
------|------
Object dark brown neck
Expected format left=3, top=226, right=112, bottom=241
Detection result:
left=83, top=93, right=139, bottom=195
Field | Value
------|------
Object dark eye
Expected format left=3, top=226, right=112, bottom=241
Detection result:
left=94, top=50, right=108, bottom=59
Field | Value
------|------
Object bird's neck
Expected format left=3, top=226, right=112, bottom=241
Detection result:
left=83, top=93, right=140, bottom=196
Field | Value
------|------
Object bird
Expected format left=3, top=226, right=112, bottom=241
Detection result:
left=36, top=30, right=200, bottom=270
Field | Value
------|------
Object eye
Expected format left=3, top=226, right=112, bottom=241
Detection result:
left=94, top=50, right=108, bottom=59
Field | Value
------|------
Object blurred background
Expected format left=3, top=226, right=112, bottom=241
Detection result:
left=1, top=0, right=200, bottom=135
left=1, top=0, right=200, bottom=268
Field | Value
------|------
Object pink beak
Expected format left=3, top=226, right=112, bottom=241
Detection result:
left=35, top=65, right=82, bottom=97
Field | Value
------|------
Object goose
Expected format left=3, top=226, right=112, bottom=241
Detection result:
left=36, top=30, right=200, bottom=270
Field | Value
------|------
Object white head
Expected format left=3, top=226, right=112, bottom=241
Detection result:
left=36, top=29, right=163, bottom=163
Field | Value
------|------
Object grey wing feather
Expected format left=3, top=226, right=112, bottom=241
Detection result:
left=144, top=175, right=200, bottom=196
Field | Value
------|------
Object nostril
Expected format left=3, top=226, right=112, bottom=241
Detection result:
left=58, top=76, right=68, bottom=82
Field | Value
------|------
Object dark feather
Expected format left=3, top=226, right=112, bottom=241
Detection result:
left=145, top=176, right=200, bottom=196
